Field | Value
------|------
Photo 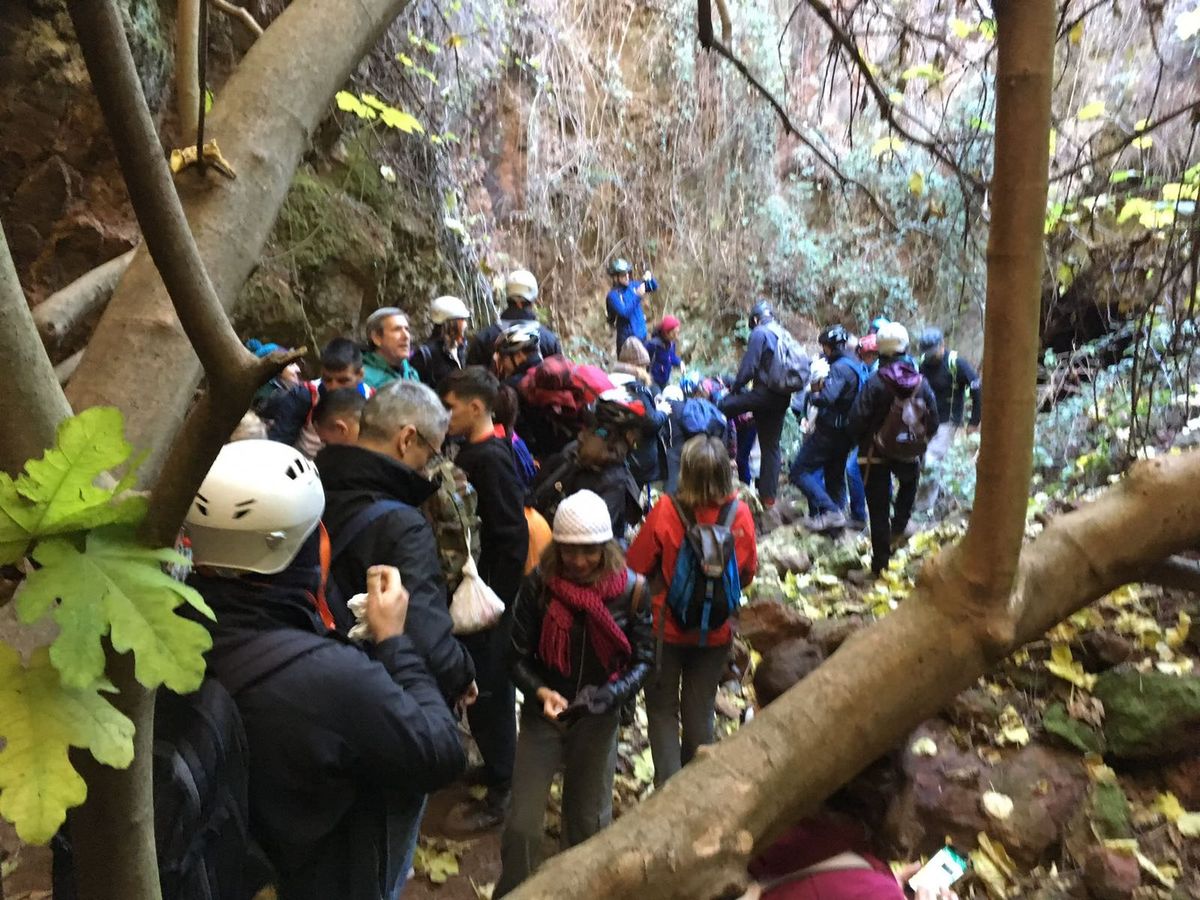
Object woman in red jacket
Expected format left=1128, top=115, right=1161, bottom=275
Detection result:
left=627, top=435, right=758, bottom=785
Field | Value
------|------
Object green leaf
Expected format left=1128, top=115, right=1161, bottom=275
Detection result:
left=204, top=89, right=214, bottom=114
left=871, top=136, right=906, bottom=159
left=0, top=645, right=134, bottom=844
left=1109, top=169, right=1140, bottom=184
left=950, top=17, right=974, bottom=39
left=1117, top=197, right=1154, bottom=224
left=901, top=63, right=943, bottom=83
left=1077, top=100, right=1107, bottom=121
left=397, top=52, right=415, bottom=67
left=908, top=171, right=925, bottom=196
left=978, top=18, right=996, bottom=40
left=334, top=91, right=377, bottom=120
left=1185, top=162, right=1200, bottom=185
left=1049, top=128, right=1058, bottom=157
left=0, top=408, right=147, bottom=564
left=1163, top=183, right=1199, bottom=203
left=380, top=107, right=425, bottom=134
left=18, top=527, right=212, bottom=692
left=1069, top=19, right=1085, bottom=44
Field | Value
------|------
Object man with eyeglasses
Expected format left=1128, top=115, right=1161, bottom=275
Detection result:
left=315, top=380, right=478, bottom=890
left=316, top=379, right=477, bottom=698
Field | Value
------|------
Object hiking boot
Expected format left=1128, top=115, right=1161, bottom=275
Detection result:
left=846, top=568, right=873, bottom=585
left=445, top=787, right=510, bottom=834
left=759, top=504, right=783, bottom=534
left=845, top=517, right=868, bottom=532
left=801, top=510, right=846, bottom=533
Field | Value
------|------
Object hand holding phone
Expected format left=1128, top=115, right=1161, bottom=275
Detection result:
left=906, top=846, right=967, bottom=897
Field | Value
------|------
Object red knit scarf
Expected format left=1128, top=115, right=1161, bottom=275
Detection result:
left=539, top=568, right=631, bottom=679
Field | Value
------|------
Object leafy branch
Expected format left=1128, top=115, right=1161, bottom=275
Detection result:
left=0, top=408, right=211, bottom=843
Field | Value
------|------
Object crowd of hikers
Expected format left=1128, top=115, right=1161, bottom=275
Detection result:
left=112, top=264, right=979, bottom=900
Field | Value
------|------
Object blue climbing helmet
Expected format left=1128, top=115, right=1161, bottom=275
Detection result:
left=680, top=372, right=703, bottom=397
left=868, top=316, right=890, bottom=335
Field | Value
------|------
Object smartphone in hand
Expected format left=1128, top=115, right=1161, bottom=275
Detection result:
left=907, top=846, right=968, bottom=893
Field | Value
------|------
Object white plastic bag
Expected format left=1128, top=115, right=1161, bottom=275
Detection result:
left=451, top=552, right=505, bottom=635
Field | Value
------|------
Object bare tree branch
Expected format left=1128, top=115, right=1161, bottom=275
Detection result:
left=211, top=0, right=264, bottom=36
left=69, top=0, right=261, bottom=382
left=1051, top=98, right=1200, bottom=182
left=801, top=0, right=986, bottom=194
left=33, top=249, right=135, bottom=361
left=0, top=223, right=73, bottom=477
left=697, top=0, right=900, bottom=231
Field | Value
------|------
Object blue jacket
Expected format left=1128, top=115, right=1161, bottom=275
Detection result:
left=646, top=334, right=682, bottom=387
left=606, top=278, right=658, bottom=351
left=809, top=351, right=866, bottom=432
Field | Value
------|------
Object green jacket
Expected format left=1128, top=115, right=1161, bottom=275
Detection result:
left=362, top=350, right=420, bottom=389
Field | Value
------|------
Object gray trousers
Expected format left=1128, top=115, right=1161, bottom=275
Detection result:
left=916, top=422, right=958, bottom=510
left=644, top=642, right=730, bottom=787
left=495, top=707, right=619, bottom=897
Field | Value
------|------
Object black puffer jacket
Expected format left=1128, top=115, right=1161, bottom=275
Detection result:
left=508, top=568, right=653, bottom=704
left=316, top=444, right=476, bottom=702
left=467, top=305, right=563, bottom=367
left=189, top=547, right=465, bottom=900
left=531, top=441, right=642, bottom=537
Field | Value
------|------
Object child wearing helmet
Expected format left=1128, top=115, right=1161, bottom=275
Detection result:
left=183, top=440, right=465, bottom=900
left=604, top=258, right=658, bottom=354
left=496, top=490, right=653, bottom=896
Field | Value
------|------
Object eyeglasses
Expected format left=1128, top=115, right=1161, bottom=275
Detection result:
left=412, top=428, right=443, bottom=462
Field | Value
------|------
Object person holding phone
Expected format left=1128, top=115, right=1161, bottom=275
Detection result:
left=737, top=644, right=963, bottom=900
left=495, top=490, right=654, bottom=896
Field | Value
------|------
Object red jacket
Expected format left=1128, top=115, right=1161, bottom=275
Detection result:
left=626, top=494, right=757, bottom=646
left=749, top=818, right=902, bottom=899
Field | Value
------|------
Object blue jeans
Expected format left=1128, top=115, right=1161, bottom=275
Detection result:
left=735, top=421, right=757, bottom=485
left=790, top=431, right=852, bottom=516
left=845, top=452, right=867, bottom=521
left=387, top=794, right=428, bottom=899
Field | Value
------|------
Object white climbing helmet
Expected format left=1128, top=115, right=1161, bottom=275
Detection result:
left=185, top=440, right=324, bottom=575
left=506, top=269, right=539, bottom=302
left=430, top=295, right=471, bottom=324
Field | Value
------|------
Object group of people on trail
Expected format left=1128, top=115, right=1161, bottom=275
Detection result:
left=132, top=260, right=972, bottom=900
left=723, top=303, right=980, bottom=576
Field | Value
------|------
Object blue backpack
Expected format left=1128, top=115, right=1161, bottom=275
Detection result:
left=679, top=397, right=726, bottom=440
left=663, top=498, right=742, bottom=646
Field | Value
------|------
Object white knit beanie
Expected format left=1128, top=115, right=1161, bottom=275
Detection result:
left=876, top=322, right=910, bottom=357
left=552, top=490, right=614, bottom=544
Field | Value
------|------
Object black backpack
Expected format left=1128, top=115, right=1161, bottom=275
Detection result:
left=154, top=630, right=329, bottom=900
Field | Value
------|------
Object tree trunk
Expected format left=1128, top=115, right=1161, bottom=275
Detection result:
left=0, top=223, right=73, bottom=476
left=65, top=0, right=414, bottom=483
left=509, top=451, right=1200, bottom=900
left=32, top=249, right=134, bottom=362
left=175, top=0, right=201, bottom=141
left=508, top=4, right=1072, bottom=897
left=958, top=0, right=1054, bottom=608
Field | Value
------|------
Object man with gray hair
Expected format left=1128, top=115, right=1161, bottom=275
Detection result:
left=363, top=306, right=421, bottom=389
left=316, top=380, right=476, bottom=700
left=316, top=380, right=477, bottom=890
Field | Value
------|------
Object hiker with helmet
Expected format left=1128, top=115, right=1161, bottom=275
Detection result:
left=412, top=295, right=470, bottom=388
left=720, top=301, right=810, bottom=528
left=604, top=257, right=658, bottom=354
left=181, top=440, right=465, bottom=900
left=493, top=320, right=544, bottom=388
left=468, top=269, right=562, bottom=366
left=788, top=324, right=864, bottom=533
left=916, top=326, right=981, bottom=511
left=663, top=373, right=728, bottom=493
left=495, top=490, right=653, bottom=896
left=627, top=436, right=757, bottom=787
left=848, top=323, right=939, bottom=577
left=362, top=307, right=420, bottom=389
left=531, top=391, right=647, bottom=539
